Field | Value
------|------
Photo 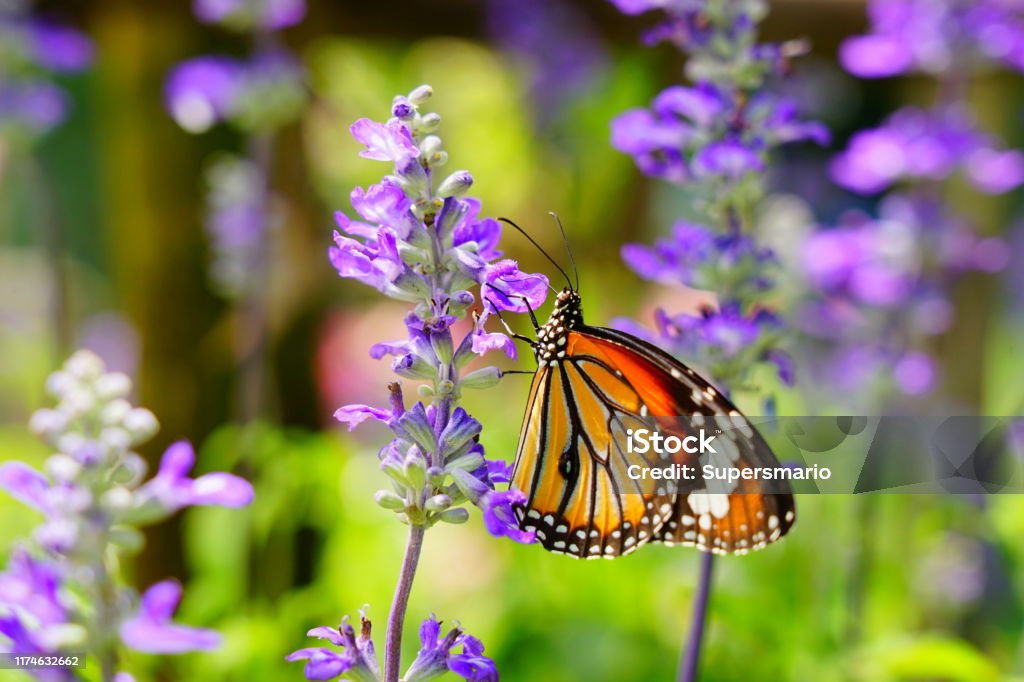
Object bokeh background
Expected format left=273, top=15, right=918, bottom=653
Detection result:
left=2, top=0, right=1024, bottom=680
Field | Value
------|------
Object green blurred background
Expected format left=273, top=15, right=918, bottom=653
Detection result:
left=2, top=1, right=1024, bottom=680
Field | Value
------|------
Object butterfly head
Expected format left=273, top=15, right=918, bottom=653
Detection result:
left=535, top=288, right=582, bottom=366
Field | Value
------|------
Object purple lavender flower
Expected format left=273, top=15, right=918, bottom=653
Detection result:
left=26, top=20, right=94, bottom=72
left=133, top=441, right=254, bottom=515
left=611, top=81, right=825, bottom=201
left=119, top=581, right=221, bottom=654
left=287, top=612, right=381, bottom=682
left=317, top=85, right=545, bottom=682
left=621, top=221, right=776, bottom=295
left=830, top=106, right=1024, bottom=195
left=798, top=194, right=1006, bottom=398
left=164, top=56, right=243, bottom=133
left=840, top=0, right=1024, bottom=78
left=194, top=0, right=306, bottom=30
left=0, top=351, right=252, bottom=672
left=402, top=617, right=498, bottom=682
left=165, top=51, right=305, bottom=134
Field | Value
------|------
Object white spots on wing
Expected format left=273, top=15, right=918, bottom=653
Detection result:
left=688, top=491, right=730, bottom=519
left=768, top=515, right=779, bottom=530
left=681, top=515, right=695, bottom=526
left=691, top=388, right=703, bottom=405
left=639, top=405, right=649, bottom=417
left=575, top=529, right=587, bottom=539
left=536, top=530, right=547, bottom=541
left=785, top=510, right=795, bottom=523
left=553, top=540, right=565, bottom=549
left=659, top=503, right=672, bottom=515
left=624, top=536, right=636, bottom=547
left=698, top=515, right=712, bottom=531
left=670, top=368, right=682, bottom=379
left=683, top=530, right=696, bottom=541
left=555, top=524, right=568, bottom=534
left=543, top=514, right=554, bottom=525
left=527, top=510, right=541, bottom=520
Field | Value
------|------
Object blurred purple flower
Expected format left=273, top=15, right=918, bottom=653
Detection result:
left=27, top=20, right=93, bottom=72
left=0, top=80, right=68, bottom=132
left=286, top=612, right=380, bottom=682
left=194, top=0, right=306, bottom=30
left=120, top=581, right=221, bottom=654
left=830, top=106, right=1024, bottom=195
left=137, top=441, right=254, bottom=512
left=165, top=51, right=305, bottom=134
left=692, top=139, right=765, bottom=181
left=164, top=56, right=242, bottom=133
left=0, top=462, right=53, bottom=515
left=621, top=221, right=774, bottom=290
left=0, top=549, right=65, bottom=627
left=840, top=0, right=1024, bottom=77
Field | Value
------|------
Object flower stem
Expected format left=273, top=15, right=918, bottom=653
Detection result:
left=384, top=524, right=425, bottom=682
left=678, top=552, right=715, bottom=682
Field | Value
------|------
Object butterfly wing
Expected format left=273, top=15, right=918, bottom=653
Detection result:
left=511, top=353, right=676, bottom=558
left=512, top=324, right=796, bottom=558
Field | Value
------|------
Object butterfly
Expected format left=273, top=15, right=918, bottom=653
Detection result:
left=509, top=286, right=796, bottom=559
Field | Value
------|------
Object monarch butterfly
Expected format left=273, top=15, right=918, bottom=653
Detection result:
left=509, top=285, right=796, bottom=559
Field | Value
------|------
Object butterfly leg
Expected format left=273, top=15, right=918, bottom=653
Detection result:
left=479, top=301, right=536, bottom=347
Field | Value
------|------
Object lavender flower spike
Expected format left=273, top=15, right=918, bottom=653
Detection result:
left=0, top=351, right=253, bottom=675
left=303, top=85, right=541, bottom=682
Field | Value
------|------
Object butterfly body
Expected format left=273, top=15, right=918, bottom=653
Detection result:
left=511, top=288, right=796, bottom=559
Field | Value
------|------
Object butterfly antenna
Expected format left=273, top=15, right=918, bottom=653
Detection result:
left=549, top=212, right=580, bottom=292
left=499, top=217, right=574, bottom=291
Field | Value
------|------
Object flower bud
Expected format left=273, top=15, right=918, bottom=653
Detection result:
left=30, top=408, right=67, bottom=436
left=430, top=333, right=454, bottom=366
left=436, top=197, right=469, bottom=235
left=375, top=489, right=407, bottom=510
left=392, top=353, right=436, bottom=381
left=102, top=486, right=134, bottom=513
left=99, top=399, right=132, bottom=426
left=461, top=366, right=502, bottom=390
left=408, top=84, right=433, bottom=105
left=427, top=466, right=446, bottom=487
left=65, top=351, right=104, bottom=382
left=123, top=408, right=158, bottom=441
left=425, top=494, right=452, bottom=512
left=112, top=453, right=148, bottom=486
left=420, top=134, right=442, bottom=156
left=45, top=371, right=76, bottom=398
left=419, top=112, right=441, bottom=132
left=100, top=427, right=132, bottom=452
left=436, top=379, right=456, bottom=397
left=392, top=158, right=429, bottom=198
left=45, top=454, right=81, bottom=483
left=436, top=171, right=473, bottom=199
left=436, top=507, right=469, bottom=524
left=404, top=452, right=427, bottom=490
left=391, top=96, right=414, bottom=120
left=95, top=372, right=132, bottom=400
